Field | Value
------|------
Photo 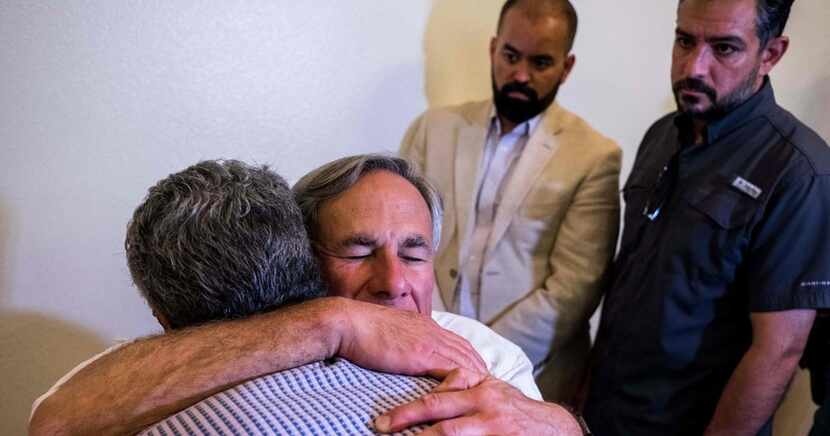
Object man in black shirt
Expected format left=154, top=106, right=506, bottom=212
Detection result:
left=584, top=1, right=830, bottom=435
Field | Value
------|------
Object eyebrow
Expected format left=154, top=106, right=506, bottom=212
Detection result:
left=676, top=29, right=747, bottom=48
left=336, top=233, right=432, bottom=252
left=401, top=235, right=431, bottom=250
left=339, top=234, right=377, bottom=248
left=503, top=42, right=556, bottom=63
left=503, top=43, right=522, bottom=54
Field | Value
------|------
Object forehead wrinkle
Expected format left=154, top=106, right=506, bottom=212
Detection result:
left=318, top=170, right=434, bottom=249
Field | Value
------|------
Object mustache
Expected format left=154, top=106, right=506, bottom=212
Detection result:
left=672, top=78, right=717, bottom=102
left=500, top=82, right=538, bottom=101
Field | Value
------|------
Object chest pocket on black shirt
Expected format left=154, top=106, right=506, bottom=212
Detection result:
left=678, top=182, right=760, bottom=279
left=684, top=184, right=758, bottom=229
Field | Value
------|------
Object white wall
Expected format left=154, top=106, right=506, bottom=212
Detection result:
left=1, top=1, right=827, bottom=434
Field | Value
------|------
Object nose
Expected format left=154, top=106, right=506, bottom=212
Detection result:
left=681, top=45, right=711, bottom=79
left=511, top=60, right=530, bottom=83
left=368, top=251, right=410, bottom=301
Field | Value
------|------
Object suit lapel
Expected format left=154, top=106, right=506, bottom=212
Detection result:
left=453, top=103, right=491, bottom=262
left=485, top=104, right=565, bottom=256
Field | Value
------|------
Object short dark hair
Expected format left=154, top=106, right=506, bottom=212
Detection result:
left=126, top=160, right=324, bottom=330
left=496, top=0, right=578, bottom=52
left=753, top=0, right=794, bottom=46
left=293, top=154, right=444, bottom=249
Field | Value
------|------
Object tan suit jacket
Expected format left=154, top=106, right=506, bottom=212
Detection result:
left=400, top=100, right=621, bottom=401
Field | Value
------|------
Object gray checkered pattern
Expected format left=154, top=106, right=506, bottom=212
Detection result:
left=140, top=358, right=438, bottom=435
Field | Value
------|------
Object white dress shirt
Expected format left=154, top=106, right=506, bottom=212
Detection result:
left=455, top=112, right=542, bottom=319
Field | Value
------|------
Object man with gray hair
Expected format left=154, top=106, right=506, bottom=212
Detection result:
left=31, top=159, right=487, bottom=435
left=127, top=160, right=325, bottom=331
left=33, top=156, right=583, bottom=435
left=293, top=154, right=540, bottom=398
left=142, top=155, right=541, bottom=433
left=38, top=159, right=448, bottom=435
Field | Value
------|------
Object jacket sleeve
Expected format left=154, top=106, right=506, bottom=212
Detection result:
left=489, top=145, right=622, bottom=367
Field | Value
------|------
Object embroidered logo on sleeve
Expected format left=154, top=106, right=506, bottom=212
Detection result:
left=800, top=281, right=830, bottom=289
left=731, top=176, right=762, bottom=199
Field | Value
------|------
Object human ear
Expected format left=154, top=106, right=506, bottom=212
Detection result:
left=759, top=36, right=789, bottom=76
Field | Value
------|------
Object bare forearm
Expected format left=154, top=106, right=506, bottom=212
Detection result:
left=30, top=298, right=343, bottom=436
left=703, top=346, right=801, bottom=436
left=29, top=297, right=486, bottom=436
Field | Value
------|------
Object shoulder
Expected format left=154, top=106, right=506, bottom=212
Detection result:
left=766, top=106, right=830, bottom=177
left=415, top=99, right=492, bottom=128
left=546, top=104, right=621, bottom=157
left=432, top=312, right=541, bottom=400
left=431, top=311, right=527, bottom=366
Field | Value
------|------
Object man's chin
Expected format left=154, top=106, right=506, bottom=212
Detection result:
left=499, top=105, right=540, bottom=124
left=676, top=98, right=714, bottom=118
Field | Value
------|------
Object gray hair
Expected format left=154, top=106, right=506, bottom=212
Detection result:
left=126, top=159, right=325, bottom=330
left=293, top=154, right=444, bottom=249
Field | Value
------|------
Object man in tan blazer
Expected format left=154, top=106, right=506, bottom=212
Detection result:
left=400, top=0, right=621, bottom=402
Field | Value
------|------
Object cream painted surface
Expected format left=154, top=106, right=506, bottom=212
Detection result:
left=1, top=1, right=827, bottom=434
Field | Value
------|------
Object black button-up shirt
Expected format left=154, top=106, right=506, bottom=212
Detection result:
left=585, top=80, right=830, bottom=436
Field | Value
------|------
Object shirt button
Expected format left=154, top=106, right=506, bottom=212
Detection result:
left=449, top=268, right=458, bottom=278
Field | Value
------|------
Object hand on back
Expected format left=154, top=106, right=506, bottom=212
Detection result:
left=333, top=298, right=487, bottom=377
left=374, top=367, right=583, bottom=436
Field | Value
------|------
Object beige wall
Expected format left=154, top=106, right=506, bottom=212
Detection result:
left=1, top=1, right=827, bottom=434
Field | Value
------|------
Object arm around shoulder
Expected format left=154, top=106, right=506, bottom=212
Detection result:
left=29, top=298, right=346, bottom=436
left=29, top=298, right=487, bottom=436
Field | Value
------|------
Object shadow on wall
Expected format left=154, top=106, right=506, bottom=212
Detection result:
left=0, top=202, right=109, bottom=434
left=422, top=0, right=503, bottom=108
left=0, top=199, right=10, bottom=308
left=0, top=311, right=108, bottom=436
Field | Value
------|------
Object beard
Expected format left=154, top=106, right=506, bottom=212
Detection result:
left=672, top=63, right=760, bottom=121
left=492, top=72, right=560, bottom=125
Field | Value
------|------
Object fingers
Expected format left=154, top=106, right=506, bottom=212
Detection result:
left=337, top=301, right=486, bottom=376
left=429, top=327, right=487, bottom=375
left=429, top=368, right=488, bottom=393
left=419, top=416, right=492, bottom=436
left=373, top=389, right=477, bottom=433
